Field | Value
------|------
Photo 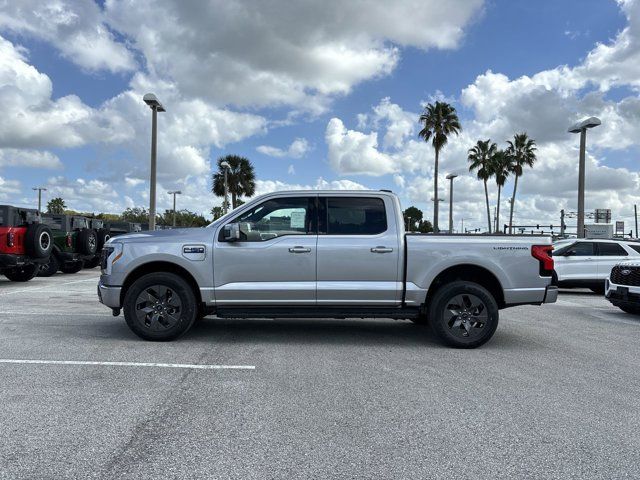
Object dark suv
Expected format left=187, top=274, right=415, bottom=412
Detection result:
left=83, top=218, right=111, bottom=269
left=39, top=214, right=98, bottom=276
left=0, top=205, right=53, bottom=281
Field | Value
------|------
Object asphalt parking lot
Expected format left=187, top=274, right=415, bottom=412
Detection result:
left=0, top=270, right=638, bottom=479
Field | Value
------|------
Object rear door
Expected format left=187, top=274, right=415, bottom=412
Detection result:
left=595, top=242, right=629, bottom=280
left=316, top=195, right=401, bottom=305
left=555, top=241, right=596, bottom=281
left=213, top=195, right=317, bottom=305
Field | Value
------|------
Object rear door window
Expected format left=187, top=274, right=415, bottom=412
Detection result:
left=597, top=243, right=628, bottom=256
left=629, top=245, right=640, bottom=254
left=322, top=197, right=387, bottom=235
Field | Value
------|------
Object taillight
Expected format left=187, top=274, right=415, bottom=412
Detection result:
left=66, top=234, right=72, bottom=247
left=532, top=245, right=554, bottom=276
left=7, top=232, right=14, bottom=248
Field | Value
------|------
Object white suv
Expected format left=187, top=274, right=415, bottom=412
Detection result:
left=606, top=260, right=640, bottom=315
left=552, top=239, right=640, bottom=293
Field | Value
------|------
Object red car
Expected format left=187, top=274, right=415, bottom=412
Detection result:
left=0, top=205, right=53, bottom=282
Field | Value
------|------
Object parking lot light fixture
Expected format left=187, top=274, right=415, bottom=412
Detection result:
left=143, top=93, right=166, bottom=231
left=168, top=190, right=182, bottom=227
left=568, top=116, right=601, bottom=238
left=32, top=187, right=47, bottom=214
left=445, top=174, right=458, bottom=234
left=220, top=161, right=231, bottom=214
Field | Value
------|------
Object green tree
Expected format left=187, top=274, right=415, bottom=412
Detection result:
left=468, top=139, right=497, bottom=233
left=211, top=206, right=225, bottom=221
left=403, top=206, right=423, bottom=232
left=159, top=209, right=207, bottom=228
left=491, top=149, right=512, bottom=233
left=212, top=155, right=256, bottom=209
left=121, top=207, right=150, bottom=223
left=46, top=197, right=66, bottom=214
left=416, top=219, right=434, bottom=233
left=418, top=101, right=461, bottom=233
left=506, top=133, right=537, bottom=234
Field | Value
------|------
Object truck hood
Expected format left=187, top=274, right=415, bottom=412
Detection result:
left=109, top=227, right=213, bottom=244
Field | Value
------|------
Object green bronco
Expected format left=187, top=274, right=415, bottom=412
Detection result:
left=39, top=214, right=98, bottom=276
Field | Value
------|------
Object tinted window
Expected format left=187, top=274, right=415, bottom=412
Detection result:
left=232, top=197, right=314, bottom=242
left=630, top=245, right=640, bottom=254
left=325, top=197, right=387, bottom=235
left=597, top=242, right=628, bottom=256
left=565, top=242, right=594, bottom=256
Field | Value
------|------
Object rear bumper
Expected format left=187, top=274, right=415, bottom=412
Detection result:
left=98, top=279, right=122, bottom=309
left=0, top=253, right=46, bottom=270
left=503, top=284, right=557, bottom=305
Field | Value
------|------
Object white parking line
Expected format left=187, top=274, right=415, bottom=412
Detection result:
left=0, top=278, right=98, bottom=296
left=0, top=359, right=255, bottom=370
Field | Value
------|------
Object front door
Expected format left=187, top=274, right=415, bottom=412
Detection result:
left=316, top=195, right=401, bottom=305
left=213, top=195, right=317, bottom=305
left=595, top=242, right=629, bottom=280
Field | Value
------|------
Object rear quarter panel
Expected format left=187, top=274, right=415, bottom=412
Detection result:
left=405, top=235, right=552, bottom=306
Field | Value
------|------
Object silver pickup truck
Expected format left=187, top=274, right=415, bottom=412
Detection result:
left=98, top=190, right=557, bottom=348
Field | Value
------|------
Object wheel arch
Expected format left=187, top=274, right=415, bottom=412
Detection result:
left=120, top=261, right=203, bottom=309
left=425, top=264, right=505, bottom=309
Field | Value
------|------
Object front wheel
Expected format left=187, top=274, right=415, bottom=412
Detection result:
left=123, top=272, right=198, bottom=341
left=60, top=261, right=84, bottom=274
left=4, top=264, right=38, bottom=282
left=428, top=281, right=499, bottom=348
left=38, top=255, right=59, bottom=277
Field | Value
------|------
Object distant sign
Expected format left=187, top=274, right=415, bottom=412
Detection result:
left=616, top=221, right=625, bottom=235
left=595, top=209, right=611, bottom=223
left=584, top=223, right=613, bottom=239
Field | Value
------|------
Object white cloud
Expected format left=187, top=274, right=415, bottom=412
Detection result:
left=104, top=0, right=483, bottom=112
left=0, top=176, right=21, bottom=201
left=257, top=138, right=310, bottom=159
left=254, top=177, right=368, bottom=197
left=0, top=0, right=136, bottom=73
left=0, top=149, right=62, bottom=169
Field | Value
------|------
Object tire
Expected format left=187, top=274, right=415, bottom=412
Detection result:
left=428, top=281, right=499, bottom=349
left=96, top=228, right=111, bottom=249
left=77, top=229, right=98, bottom=255
left=619, top=305, right=640, bottom=315
left=38, top=255, right=59, bottom=277
left=60, top=261, right=84, bottom=274
left=4, top=263, right=38, bottom=282
left=410, top=315, right=428, bottom=325
left=24, top=224, right=53, bottom=259
left=123, top=272, right=197, bottom=341
left=84, top=256, right=101, bottom=269
left=590, top=285, right=605, bottom=294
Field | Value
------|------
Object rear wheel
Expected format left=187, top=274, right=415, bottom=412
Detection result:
left=25, top=224, right=53, bottom=258
left=4, top=264, right=38, bottom=282
left=123, top=272, right=197, bottom=341
left=618, top=305, right=640, bottom=315
left=77, top=229, right=98, bottom=255
left=428, top=281, right=499, bottom=348
left=60, top=261, right=84, bottom=274
left=38, top=255, right=59, bottom=277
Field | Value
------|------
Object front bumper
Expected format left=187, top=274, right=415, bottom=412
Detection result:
left=605, top=279, right=640, bottom=308
left=98, top=278, right=122, bottom=309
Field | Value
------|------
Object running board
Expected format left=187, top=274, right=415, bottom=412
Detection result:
left=214, top=306, right=421, bottom=320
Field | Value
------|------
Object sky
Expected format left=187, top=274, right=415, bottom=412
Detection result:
left=0, top=0, right=639, bottom=232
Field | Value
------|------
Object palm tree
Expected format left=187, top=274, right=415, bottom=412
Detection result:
left=418, top=101, right=461, bottom=232
left=468, top=139, right=497, bottom=233
left=46, top=197, right=66, bottom=214
left=212, top=155, right=256, bottom=209
left=491, top=149, right=512, bottom=233
left=506, top=133, right=537, bottom=233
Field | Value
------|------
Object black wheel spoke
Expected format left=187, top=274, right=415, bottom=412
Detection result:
left=442, top=292, right=488, bottom=340
left=135, top=284, right=183, bottom=331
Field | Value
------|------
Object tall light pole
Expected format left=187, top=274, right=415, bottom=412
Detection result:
left=430, top=197, right=444, bottom=233
left=143, top=93, right=166, bottom=231
left=220, top=160, right=231, bottom=214
left=32, top=187, right=47, bottom=213
left=168, top=190, right=182, bottom=227
left=568, top=116, right=601, bottom=238
left=445, top=173, right=458, bottom=234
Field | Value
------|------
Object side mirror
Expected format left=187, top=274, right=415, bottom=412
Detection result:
left=222, top=223, right=240, bottom=242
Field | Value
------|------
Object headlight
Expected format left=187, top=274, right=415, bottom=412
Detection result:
left=101, top=242, right=123, bottom=274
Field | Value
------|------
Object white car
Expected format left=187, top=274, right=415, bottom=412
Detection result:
left=605, top=260, right=640, bottom=314
left=552, top=239, right=640, bottom=293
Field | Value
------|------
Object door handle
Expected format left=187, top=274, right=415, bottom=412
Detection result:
left=289, top=246, right=311, bottom=253
left=371, top=246, right=393, bottom=253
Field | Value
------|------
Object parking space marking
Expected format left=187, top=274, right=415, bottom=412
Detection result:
left=1, top=311, right=109, bottom=317
left=0, top=278, right=98, bottom=296
left=0, top=359, right=255, bottom=370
